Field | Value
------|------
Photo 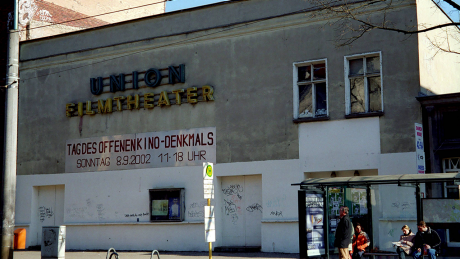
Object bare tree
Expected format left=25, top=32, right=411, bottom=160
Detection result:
left=309, top=0, right=460, bottom=53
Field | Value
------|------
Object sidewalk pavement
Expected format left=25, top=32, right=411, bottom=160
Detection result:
left=13, top=250, right=460, bottom=259
left=13, top=251, right=299, bottom=259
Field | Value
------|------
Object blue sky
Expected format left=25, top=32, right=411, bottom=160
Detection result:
left=166, top=0, right=228, bottom=12
left=438, top=0, right=460, bottom=22
left=165, top=0, right=459, bottom=22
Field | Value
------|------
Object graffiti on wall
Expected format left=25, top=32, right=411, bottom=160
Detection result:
left=270, top=211, right=283, bottom=217
left=19, top=0, right=39, bottom=25
left=223, top=184, right=244, bottom=224
left=222, top=184, right=243, bottom=199
left=39, top=206, right=54, bottom=222
left=187, top=201, right=207, bottom=218
left=19, top=0, right=53, bottom=25
left=246, top=203, right=263, bottom=213
left=265, top=194, right=287, bottom=208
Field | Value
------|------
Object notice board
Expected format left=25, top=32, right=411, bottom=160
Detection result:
left=423, top=199, right=460, bottom=223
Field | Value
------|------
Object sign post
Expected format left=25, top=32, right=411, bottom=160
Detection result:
left=203, top=162, right=215, bottom=259
left=415, top=123, right=425, bottom=174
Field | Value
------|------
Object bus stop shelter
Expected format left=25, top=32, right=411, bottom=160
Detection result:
left=292, top=173, right=460, bottom=259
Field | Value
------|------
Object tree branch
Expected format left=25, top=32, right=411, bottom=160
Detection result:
left=360, top=21, right=460, bottom=34
left=444, top=0, right=460, bottom=12
left=309, top=0, right=460, bottom=53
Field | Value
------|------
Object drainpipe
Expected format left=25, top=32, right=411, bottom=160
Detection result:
left=2, top=0, right=19, bottom=258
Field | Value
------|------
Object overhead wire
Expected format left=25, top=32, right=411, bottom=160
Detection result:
left=17, top=0, right=173, bottom=33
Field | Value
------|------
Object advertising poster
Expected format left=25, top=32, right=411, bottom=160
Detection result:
left=351, top=189, right=367, bottom=215
left=169, top=198, right=181, bottom=220
left=328, top=188, right=344, bottom=217
left=306, top=193, right=325, bottom=256
left=152, top=200, right=169, bottom=216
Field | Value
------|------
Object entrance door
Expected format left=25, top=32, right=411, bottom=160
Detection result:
left=34, top=185, right=65, bottom=246
left=221, top=175, right=262, bottom=247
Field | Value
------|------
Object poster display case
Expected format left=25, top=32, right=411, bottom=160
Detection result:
left=149, top=188, right=185, bottom=221
left=306, top=193, right=325, bottom=256
left=299, top=190, right=327, bottom=259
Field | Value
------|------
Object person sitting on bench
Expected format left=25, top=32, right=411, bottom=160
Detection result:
left=351, top=223, right=370, bottom=259
left=412, top=221, right=441, bottom=259
left=396, top=225, right=415, bottom=259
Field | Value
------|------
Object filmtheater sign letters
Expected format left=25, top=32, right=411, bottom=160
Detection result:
left=65, top=64, right=214, bottom=117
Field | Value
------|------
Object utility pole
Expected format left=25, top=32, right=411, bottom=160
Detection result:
left=2, top=0, right=19, bottom=258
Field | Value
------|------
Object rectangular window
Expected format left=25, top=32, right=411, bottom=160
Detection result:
left=345, top=53, right=383, bottom=115
left=149, top=188, right=185, bottom=221
left=293, top=59, right=328, bottom=119
left=442, top=111, right=460, bottom=140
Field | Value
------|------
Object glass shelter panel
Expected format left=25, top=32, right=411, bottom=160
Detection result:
left=327, top=187, right=369, bottom=251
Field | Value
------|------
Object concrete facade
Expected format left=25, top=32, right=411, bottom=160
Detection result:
left=15, top=0, right=460, bottom=254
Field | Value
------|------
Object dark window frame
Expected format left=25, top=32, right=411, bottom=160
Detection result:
left=345, top=52, right=383, bottom=115
left=293, top=59, right=328, bottom=120
left=149, top=188, right=185, bottom=222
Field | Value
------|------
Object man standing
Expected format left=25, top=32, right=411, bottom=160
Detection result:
left=334, top=206, right=352, bottom=259
left=412, top=221, right=441, bottom=259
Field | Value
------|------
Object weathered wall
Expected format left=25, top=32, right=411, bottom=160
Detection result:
left=14, top=0, right=441, bottom=253
left=16, top=159, right=301, bottom=251
left=19, top=0, right=324, bottom=176
left=18, top=0, right=423, bottom=176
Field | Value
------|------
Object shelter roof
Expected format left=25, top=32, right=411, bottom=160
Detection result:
left=293, top=173, right=460, bottom=188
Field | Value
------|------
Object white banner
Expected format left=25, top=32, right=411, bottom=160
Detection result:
left=65, top=127, right=216, bottom=173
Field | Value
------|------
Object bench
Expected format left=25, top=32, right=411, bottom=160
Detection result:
left=364, top=252, right=439, bottom=259
left=364, top=252, right=398, bottom=259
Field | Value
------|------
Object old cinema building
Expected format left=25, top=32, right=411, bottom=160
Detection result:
left=15, top=0, right=460, bottom=254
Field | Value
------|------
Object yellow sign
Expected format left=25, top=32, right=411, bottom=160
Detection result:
left=206, top=165, right=213, bottom=177
left=203, top=162, right=214, bottom=199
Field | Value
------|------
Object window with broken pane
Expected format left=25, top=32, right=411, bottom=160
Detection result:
left=296, top=61, right=327, bottom=118
left=347, top=54, right=382, bottom=114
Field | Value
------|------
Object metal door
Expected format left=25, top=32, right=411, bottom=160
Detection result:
left=34, top=185, right=65, bottom=246
left=221, top=175, right=262, bottom=246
